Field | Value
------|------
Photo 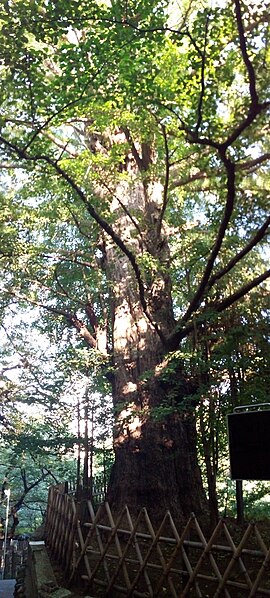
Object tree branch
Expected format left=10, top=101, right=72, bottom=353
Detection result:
left=67, top=206, right=95, bottom=242
left=40, top=130, right=79, bottom=157
left=22, top=66, right=104, bottom=152
left=207, top=215, right=270, bottom=288
left=181, top=153, right=236, bottom=324
left=3, top=286, right=98, bottom=349
left=0, top=135, right=166, bottom=343
left=166, top=269, right=270, bottom=350
left=156, top=124, right=170, bottom=237
left=121, top=127, right=146, bottom=171
left=0, top=137, right=146, bottom=302
left=169, top=170, right=208, bottom=190
left=195, top=13, right=209, bottom=134
left=237, top=152, right=270, bottom=171
left=99, top=179, right=144, bottom=246
left=213, top=268, right=270, bottom=314
left=170, top=152, right=270, bottom=190
left=13, top=469, right=51, bottom=512
left=234, top=0, right=258, bottom=105
left=53, top=262, right=84, bottom=306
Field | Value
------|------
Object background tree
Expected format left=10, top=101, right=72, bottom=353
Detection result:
left=0, top=318, right=113, bottom=528
left=193, top=284, right=270, bottom=524
left=0, top=0, right=269, bottom=523
left=0, top=443, right=77, bottom=533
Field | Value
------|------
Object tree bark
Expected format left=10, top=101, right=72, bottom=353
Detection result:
left=102, top=146, right=207, bottom=524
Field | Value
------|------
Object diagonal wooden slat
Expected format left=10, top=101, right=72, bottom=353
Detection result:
left=84, top=503, right=133, bottom=592
left=153, top=513, right=201, bottom=597
left=126, top=508, right=180, bottom=598
left=68, top=500, right=106, bottom=584
left=181, top=517, right=231, bottom=598
left=248, top=526, right=270, bottom=598
left=104, top=507, right=154, bottom=597
left=215, top=520, right=254, bottom=595
left=76, top=502, right=105, bottom=562
left=103, top=502, right=133, bottom=590
left=213, top=522, right=254, bottom=597
left=86, top=500, right=111, bottom=585
left=53, top=494, right=68, bottom=564
left=68, top=495, right=93, bottom=583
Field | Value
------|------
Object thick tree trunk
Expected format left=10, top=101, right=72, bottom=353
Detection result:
left=101, top=146, right=208, bottom=524
left=107, top=411, right=207, bottom=523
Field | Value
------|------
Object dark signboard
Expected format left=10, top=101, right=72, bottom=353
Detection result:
left=227, top=410, right=270, bottom=481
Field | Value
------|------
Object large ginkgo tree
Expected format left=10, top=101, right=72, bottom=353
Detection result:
left=0, top=0, right=269, bottom=523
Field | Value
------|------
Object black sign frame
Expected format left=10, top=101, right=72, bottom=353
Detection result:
left=227, top=408, right=270, bottom=481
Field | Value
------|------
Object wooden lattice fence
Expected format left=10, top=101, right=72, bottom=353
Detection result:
left=45, top=484, right=270, bottom=597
